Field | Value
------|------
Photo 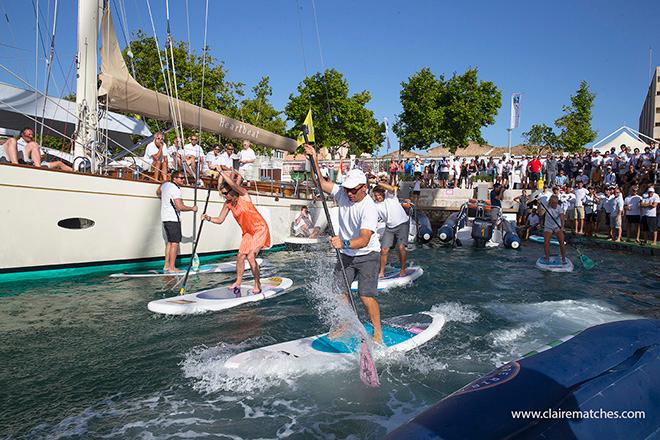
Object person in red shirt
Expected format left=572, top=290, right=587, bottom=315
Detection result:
left=529, top=156, right=542, bottom=188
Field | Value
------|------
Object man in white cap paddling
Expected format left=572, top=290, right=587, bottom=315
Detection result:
left=304, top=144, right=383, bottom=344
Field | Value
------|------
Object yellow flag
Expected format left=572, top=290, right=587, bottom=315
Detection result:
left=296, top=109, right=315, bottom=146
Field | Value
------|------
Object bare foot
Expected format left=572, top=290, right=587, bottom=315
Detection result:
left=372, top=336, right=384, bottom=347
left=398, top=270, right=407, bottom=277
left=378, top=273, right=385, bottom=279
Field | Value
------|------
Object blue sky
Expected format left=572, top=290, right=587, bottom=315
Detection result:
left=0, top=0, right=658, bottom=154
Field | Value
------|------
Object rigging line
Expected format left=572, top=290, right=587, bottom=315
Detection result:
left=33, top=0, right=39, bottom=133
left=0, top=63, right=135, bottom=155
left=40, top=0, right=59, bottom=142
left=145, top=0, right=182, bottom=142
left=310, top=0, right=335, bottom=133
left=295, top=0, right=308, bottom=79
left=165, top=0, right=185, bottom=150
left=198, top=0, right=209, bottom=131
left=31, top=0, right=66, bottom=96
left=111, top=0, right=136, bottom=78
left=0, top=0, right=18, bottom=47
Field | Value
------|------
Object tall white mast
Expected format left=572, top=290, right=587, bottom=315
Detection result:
left=74, top=0, right=102, bottom=166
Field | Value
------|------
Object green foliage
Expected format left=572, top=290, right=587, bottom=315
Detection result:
left=555, top=80, right=597, bottom=153
left=522, top=123, right=560, bottom=153
left=394, top=67, right=501, bottom=153
left=237, top=76, right=286, bottom=155
left=123, top=31, right=285, bottom=155
left=285, top=68, right=384, bottom=156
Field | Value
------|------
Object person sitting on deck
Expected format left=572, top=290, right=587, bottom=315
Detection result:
left=142, top=131, right=169, bottom=182
left=292, top=206, right=320, bottom=238
left=167, top=137, right=184, bottom=172
left=1, top=128, right=73, bottom=171
left=183, top=135, right=205, bottom=179
left=522, top=208, right=541, bottom=240
left=203, top=169, right=270, bottom=294
left=238, top=140, right=256, bottom=178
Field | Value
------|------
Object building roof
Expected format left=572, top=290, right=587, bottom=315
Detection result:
left=380, top=149, right=424, bottom=159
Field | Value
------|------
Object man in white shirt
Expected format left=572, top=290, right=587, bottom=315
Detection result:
left=155, top=171, right=198, bottom=273
left=183, top=135, right=205, bottom=178
left=238, top=140, right=257, bottom=177
left=624, top=186, right=642, bottom=242
left=213, top=143, right=234, bottom=172
left=640, top=186, right=658, bottom=246
left=143, top=131, right=169, bottom=182
left=305, top=143, right=383, bottom=345
left=610, top=187, right=624, bottom=241
left=372, top=182, right=410, bottom=278
left=573, top=180, right=588, bottom=234
left=167, top=137, right=183, bottom=171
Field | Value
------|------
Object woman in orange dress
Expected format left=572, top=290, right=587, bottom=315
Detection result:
left=203, top=170, right=270, bottom=293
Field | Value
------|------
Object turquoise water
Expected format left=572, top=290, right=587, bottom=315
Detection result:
left=1, top=243, right=658, bottom=439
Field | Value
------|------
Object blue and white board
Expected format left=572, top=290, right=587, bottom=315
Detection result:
left=224, top=312, right=445, bottom=371
left=110, top=259, right=263, bottom=278
left=535, top=256, right=574, bottom=272
left=147, top=276, right=292, bottom=315
left=529, top=235, right=562, bottom=246
left=351, top=266, right=423, bottom=292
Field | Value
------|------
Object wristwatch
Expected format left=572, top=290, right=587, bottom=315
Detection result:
left=343, top=239, right=350, bottom=249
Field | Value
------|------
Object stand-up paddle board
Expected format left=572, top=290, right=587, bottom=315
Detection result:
left=224, top=312, right=445, bottom=371
left=284, top=236, right=322, bottom=247
left=529, top=235, right=563, bottom=246
left=110, top=259, right=263, bottom=278
left=147, top=276, right=292, bottom=315
left=351, top=266, right=423, bottom=292
left=535, top=256, right=574, bottom=272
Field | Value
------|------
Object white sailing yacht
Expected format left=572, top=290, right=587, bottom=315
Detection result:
left=0, top=1, right=316, bottom=282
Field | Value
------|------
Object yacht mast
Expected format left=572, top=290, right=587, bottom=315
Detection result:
left=74, top=0, right=102, bottom=167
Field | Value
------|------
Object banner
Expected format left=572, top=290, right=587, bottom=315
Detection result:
left=510, top=93, right=521, bottom=129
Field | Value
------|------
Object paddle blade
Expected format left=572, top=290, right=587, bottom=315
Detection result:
left=192, top=254, right=200, bottom=271
left=358, top=341, right=380, bottom=388
left=580, top=254, right=594, bottom=270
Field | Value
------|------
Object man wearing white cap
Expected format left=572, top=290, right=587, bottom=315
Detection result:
left=304, top=144, right=383, bottom=345
left=640, top=186, right=658, bottom=246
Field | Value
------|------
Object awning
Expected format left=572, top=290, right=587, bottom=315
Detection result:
left=0, top=82, right=152, bottom=147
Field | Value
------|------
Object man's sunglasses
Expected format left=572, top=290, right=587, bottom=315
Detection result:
left=346, top=184, right=364, bottom=194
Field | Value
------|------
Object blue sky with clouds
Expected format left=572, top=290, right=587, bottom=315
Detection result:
left=0, top=0, right=658, bottom=153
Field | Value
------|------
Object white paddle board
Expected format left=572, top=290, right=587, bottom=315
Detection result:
left=110, top=258, right=263, bottom=278
left=284, top=236, right=322, bottom=246
left=350, top=266, right=423, bottom=292
left=535, top=256, right=574, bottom=272
left=224, top=312, right=445, bottom=371
left=147, top=276, right=293, bottom=315
left=529, top=235, right=563, bottom=246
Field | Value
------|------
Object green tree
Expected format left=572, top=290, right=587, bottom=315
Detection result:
left=522, top=123, right=560, bottom=153
left=237, top=76, right=286, bottom=155
left=555, top=80, right=597, bottom=153
left=285, top=69, right=384, bottom=156
left=394, top=67, right=501, bottom=153
left=392, top=67, right=443, bottom=150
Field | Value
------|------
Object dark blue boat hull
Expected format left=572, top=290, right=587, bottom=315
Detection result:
left=386, top=319, right=660, bottom=440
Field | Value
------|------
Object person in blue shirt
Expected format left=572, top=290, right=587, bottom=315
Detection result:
left=404, top=159, right=413, bottom=176
left=554, top=169, right=568, bottom=187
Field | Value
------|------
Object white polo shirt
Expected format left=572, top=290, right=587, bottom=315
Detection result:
left=331, top=184, right=381, bottom=256
left=160, top=182, right=182, bottom=222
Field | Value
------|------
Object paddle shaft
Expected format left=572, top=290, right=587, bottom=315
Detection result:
left=304, top=137, right=360, bottom=317
left=179, top=180, right=213, bottom=295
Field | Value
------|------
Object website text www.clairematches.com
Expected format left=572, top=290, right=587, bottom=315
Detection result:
left=511, top=409, right=646, bottom=420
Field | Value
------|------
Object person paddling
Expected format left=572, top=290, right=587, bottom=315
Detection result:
left=541, top=194, right=568, bottom=264
left=371, top=181, right=410, bottom=278
left=304, top=144, right=383, bottom=345
left=202, top=169, right=270, bottom=294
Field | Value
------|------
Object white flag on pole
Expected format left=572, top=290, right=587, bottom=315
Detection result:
left=510, top=93, right=521, bottom=129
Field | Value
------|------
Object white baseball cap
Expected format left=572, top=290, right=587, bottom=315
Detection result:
left=341, top=168, right=367, bottom=189
left=648, top=187, right=655, bottom=193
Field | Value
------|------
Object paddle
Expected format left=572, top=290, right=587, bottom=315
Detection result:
left=178, top=174, right=215, bottom=295
left=304, top=131, right=380, bottom=388
left=536, top=195, right=594, bottom=269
